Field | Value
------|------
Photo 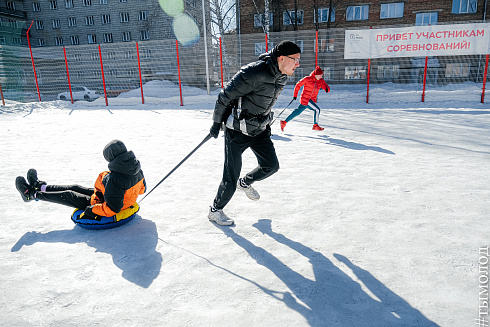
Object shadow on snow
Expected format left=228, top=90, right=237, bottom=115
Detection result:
left=215, top=219, right=438, bottom=327
left=272, top=133, right=395, bottom=155
left=11, top=215, right=162, bottom=289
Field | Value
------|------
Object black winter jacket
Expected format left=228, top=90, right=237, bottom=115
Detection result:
left=213, top=52, right=288, bottom=137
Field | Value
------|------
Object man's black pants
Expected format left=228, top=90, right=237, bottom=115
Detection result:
left=213, top=127, right=279, bottom=210
left=36, top=185, right=94, bottom=209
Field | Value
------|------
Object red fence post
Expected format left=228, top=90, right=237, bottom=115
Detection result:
left=176, top=40, right=183, bottom=106
left=136, top=42, right=145, bottom=104
left=98, top=45, right=108, bottom=106
left=481, top=54, right=489, bottom=103
left=26, top=21, right=41, bottom=102
left=315, top=31, right=318, bottom=67
left=220, top=37, right=224, bottom=88
left=422, top=56, right=428, bottom=102
left=0, top=81, right=5, bottom=106
left=63, top=47, right=74, bottom=104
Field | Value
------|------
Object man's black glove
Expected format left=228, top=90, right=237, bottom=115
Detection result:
left=80, top=205, right=100, bottom=221
left=210, top=122, right=222, bottom=139
left=293, top=97, right=297, bottom=100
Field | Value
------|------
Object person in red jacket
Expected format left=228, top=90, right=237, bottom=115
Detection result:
left=15, top=140, right=146, bottom=220
left=281, top=66, right=330, bottom=131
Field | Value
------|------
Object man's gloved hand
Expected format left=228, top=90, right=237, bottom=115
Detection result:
left=293, top=96, right=297, bottom=100
left=210, top=122, right=222, bottom=139
left=80, top=205, right=100, bottom=221
left=326, top=85, right=330, bottom=93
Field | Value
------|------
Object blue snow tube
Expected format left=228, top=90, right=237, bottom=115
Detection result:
left=71, top=203, right=140, bottom=230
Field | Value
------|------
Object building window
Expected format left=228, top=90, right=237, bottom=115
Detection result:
left=346, top=5, right=369, bottom=21
left=120, top=12, right=130, bottom=22
left=315, top=8, right=335, bottom=23
left=33, top=3, right=41, bottom=11
left=35, top=21, right=44, bottom=30
left=138, top=11, right=148, bottom=20
left=13, top=37, right=22, bottom=45
left=91, top=52, right=99, bottom=61
left=143, top=49, right=151, bottom=58
left=186, top=0, right=197, bottom=7
left=283, top=10, right=304, bottom=25
left=254, top=42, right=270, bottom=56
left=140, top=30, right=150, bottom=40
left=109, top=69, right=117, bottom=77
left=100, top=0, right=108, bottom=3
left=83, top=0, right=92, bottom=6
left=415, top=12, right=438, bottom=25
left=125, top=51, right=133, bottom=59
left=0, top=36, right=6, bottom=44
left=128, top=68, right=135, bottom=77
left=445, top=63, right=470, bottom=77
left=6, top=1, right=15, bottom=10
left=54, top=37, right=64, bottom=46
left=102, top=14, right=111, bottom=24
left=50, top=1, right=58, bottom=9
left=85, top=16, right=94, bottom=25
left=120, top=0, right=127, bottom=2
left=107, top=52, right=116, bottom=60
left=452, top=0, right=477, bottom=14
left=323, top=67, right=333, bottom=80
left=103, top=33, right=113, bottom=43
left=377, top=65, right=400, bottom=79
left=73, top=53, right=82, bottom=61
left=345, top=66, right=367, bottom=80
left=88, top=34, right=96, bottom=44
left=52, top=19, right=61, bottom=29
left=254, top=13, right=273, bottom=28
left=68, top=17, right=76, bottom=27
left=314, top=38, right=334, bottom=52
left=8, top=19, right=18, bottom=28
left=65, top=0, right=74, bottom=8
left=70, top=35, right=79, bottom=45
left=380, top=3, right=404, bottom=19
left=38, top=38, right=45, bottom=47
left=122, top=32, right=131, bottom=42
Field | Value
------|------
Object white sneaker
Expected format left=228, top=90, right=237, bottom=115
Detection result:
left=208, top=207, right=234, bottom=226
left=237, top=178, right=260, bottom=201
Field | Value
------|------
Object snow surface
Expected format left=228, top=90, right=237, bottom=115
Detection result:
left=1, top=80, right=489, bottom=327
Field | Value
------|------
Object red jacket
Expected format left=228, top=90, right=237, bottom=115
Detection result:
left=293, top=72, right=330, bottom=106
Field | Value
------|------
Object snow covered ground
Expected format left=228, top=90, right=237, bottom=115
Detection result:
left=0, top=80, right=489, bottom=326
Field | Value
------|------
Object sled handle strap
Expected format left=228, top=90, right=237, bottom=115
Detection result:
left=140, top=133, right=212, bottom=202
left=271, top=98, right=295, bottom=126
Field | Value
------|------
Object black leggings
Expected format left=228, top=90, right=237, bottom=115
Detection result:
left=36, top=185, right=94, bottom=209
left=213, top=128, right=279, bottom=210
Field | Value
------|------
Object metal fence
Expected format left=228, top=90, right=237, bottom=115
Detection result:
left=1, top=21, right=489, bottom=104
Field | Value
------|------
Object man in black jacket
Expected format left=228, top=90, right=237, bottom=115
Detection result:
left=208, top=40, right=301, bottom=226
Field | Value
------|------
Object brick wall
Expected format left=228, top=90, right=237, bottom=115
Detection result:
left=240, top=0, right=488, bottom=34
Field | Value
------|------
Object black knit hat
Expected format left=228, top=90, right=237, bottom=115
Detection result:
left=103, top=139, right=127, bottom=162
left=273, top=40, right=301, bottom=57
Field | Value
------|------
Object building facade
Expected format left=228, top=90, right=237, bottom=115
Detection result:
left=0, top=0, right=207, bottom=47
left=241, top=0, right=487, bottom=34
left=237, top=0, right=489, bottom=85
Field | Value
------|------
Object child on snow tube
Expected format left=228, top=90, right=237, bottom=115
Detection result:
left=15, top=140, right=146, bottom=229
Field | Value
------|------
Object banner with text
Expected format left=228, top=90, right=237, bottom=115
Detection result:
left=344, top=23, right=490, bottom=59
